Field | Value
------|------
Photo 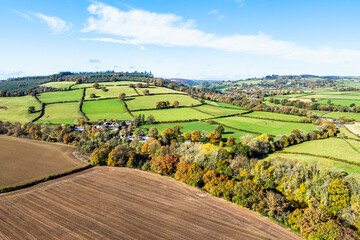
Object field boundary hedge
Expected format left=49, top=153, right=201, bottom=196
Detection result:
left=32, top=103, right=46, bottom=123
left=278, top=151, right=360, bottom=167
left=0, top=164, right=92, bottom=194
left=121, top=100, right=133, bottom=117
left=79, top=88, right=89, bottom=120
left=133, top=87, right=140, bottom=96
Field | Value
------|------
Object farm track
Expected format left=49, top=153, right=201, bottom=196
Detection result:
left=345, top=122, right=360, bottom=137
left=0, top=167, right=301, bottom=240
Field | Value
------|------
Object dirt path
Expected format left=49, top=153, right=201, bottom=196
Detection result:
left=0, top=167, right=302, bottom=240
left=345, top=122, right=360, bottom=137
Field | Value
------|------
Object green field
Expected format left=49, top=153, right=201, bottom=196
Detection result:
left=142, top=121, right=258, bottom=140
left=0, top=96, right=41, bottom=123
left=194, top=105, right=248, bottom=117
left=136, top=86, right=184, bottom=95
left=40, top=81, right=76, bottom=90
left=38, top=102, right=85, bottom=124
left=282, top=138, right=360, bottom=164
left=264, top=152, right=360, bottom=174
left=126, top=94, right=200, bottom=110
left=243, top=111, right=305, bottom=121
left=85, top=86, right=138, bottom=100
left=323, top=111, right=360, bottom=120
left=37, top=89, right=83, bottom=103
left=317, top=99, right=358, bottom=107
left=215, top=116, right=315, bottom=135
left=302, top=94, right=360, bottom=100
left=83, top=99, right=131, bottom=121
left=71, top=81, right=141, bottom=89
left=133, top=108, right=211, bottom=122
left=203, top=100, right=245, bottom=109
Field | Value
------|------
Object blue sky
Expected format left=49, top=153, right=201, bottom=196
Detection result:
left=1, top=0, right=360, bottom=80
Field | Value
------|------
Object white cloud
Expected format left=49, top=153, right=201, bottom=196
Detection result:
left=208, top=9, right=218, bottom=15
left=33, top=13, right=72, bottom=33
left=17, top=11, right=72, bottom=33
left=81, top=2, right=360, bottom=66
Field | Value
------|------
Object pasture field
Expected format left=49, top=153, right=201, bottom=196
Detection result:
left=0, top=96, right=41, bottom=123
left=338, top=127, right=360, bottom=139
left=126, top=94, right=200, bottom=110
left=193, top=104, right=248, bottom=117
left=323, top=111, right=360, bottom=120
left=0, top=135, right=87, bottom=189
left=243, top=111, right=305, bottom=121
left=136, top=86, right=184, bottom=94
left=142, top=121, right=258, bottom=140
left=215, top=116, right=315, bottom=135
left=264, top=152, right=360, bottom=174
left=302, top=94, right=360, bottom=100
left=38, top=102, right=85, bottom=124
left=134, top=108, right=211, bottom=122
left=317, top=99, right=358, bottom=107
left=0, top=167, right=301, bottom=240
left=37, top=89, right=83, bottom=103
left=85, top=86, right=138, bottom=100
left=71, top=81, right=140, bottom=89
left=203, top=99, right=245, bottom=109
left=282, top=138, right=360, bottom=164
left=83, top=99, right=131, bottom=121
left=39, top=81, right=76, bottom=90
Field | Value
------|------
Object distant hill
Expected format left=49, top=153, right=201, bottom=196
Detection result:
left=169, top=78, right=220, bottom=85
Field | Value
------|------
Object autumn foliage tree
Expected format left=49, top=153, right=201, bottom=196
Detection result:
left=150, top=154, right=179, bottom=176
left=175, top=161, right=204, bottom=187
left=208, top=131, right=221, bottom=143
left=90, top=145, right=112, bottom=165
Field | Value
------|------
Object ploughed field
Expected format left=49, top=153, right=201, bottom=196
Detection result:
left=0, top=135, right=87, bottom=189
left=0, top=167, right=301, bottom=240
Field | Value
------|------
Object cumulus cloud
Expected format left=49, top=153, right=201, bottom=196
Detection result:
left=17, top=11, right=72, bottom=33
left=81, top=2, right=360, bottom=66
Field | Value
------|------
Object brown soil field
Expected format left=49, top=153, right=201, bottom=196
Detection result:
left=0, top=135, right=88, bottom=189
left=0, top=167, right=302, bottom=240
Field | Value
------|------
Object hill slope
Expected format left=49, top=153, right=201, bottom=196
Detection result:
left=0, top=167, right=301, bottom=240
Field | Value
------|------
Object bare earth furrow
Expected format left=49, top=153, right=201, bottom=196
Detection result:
left=0, top=167, right=302, bottom=240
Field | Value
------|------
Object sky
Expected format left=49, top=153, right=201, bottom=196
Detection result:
left=1, top=0, right=360, bottom=80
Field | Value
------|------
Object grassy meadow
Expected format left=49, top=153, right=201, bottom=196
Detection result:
left=133, top=108, right=211, bottom=122
left=243, top=111, right=305, bottom=121
left=126, top=94, right=200, bottom=110
left=40, top=81, right=76, bottom=90
left=37, top=89, right=83, bottom=103
left=83, top=99, right=131, bottom=121
left=264, top=152, right=360, bottom=174
left=215, top=116, right=315, bottom=135
left=38, top=102, right=85, bottom=124
left=142, top=121, right=258, bottom=140
left=194, top=104, right=248, bottom=116
left=0, top=96, right=41, bottom=123
left=282, top=138, right=360, bottom=164
left=85, top=86, right=138, bottom=100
